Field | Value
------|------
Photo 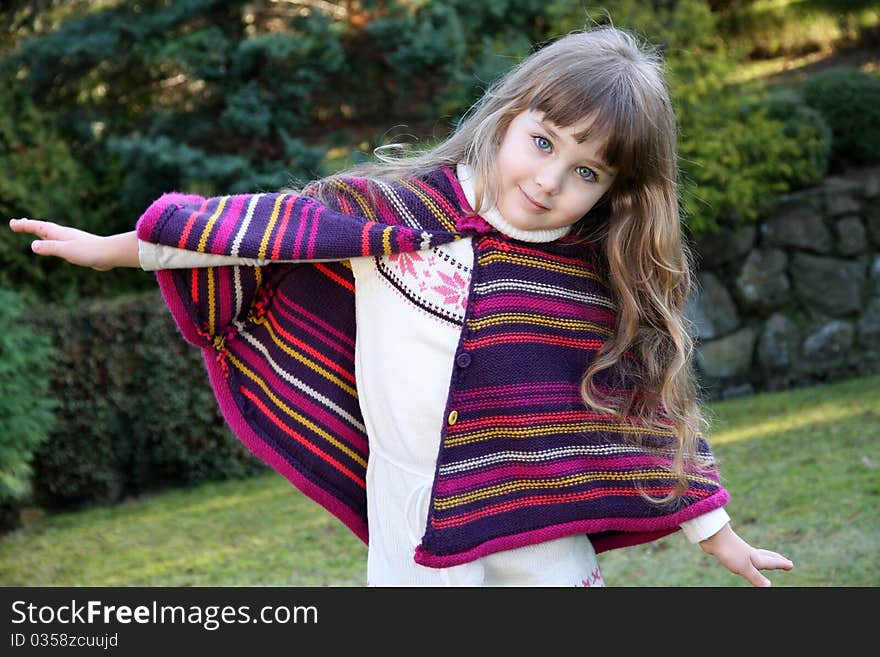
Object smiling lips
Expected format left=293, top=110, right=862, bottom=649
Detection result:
left=518, top=187, right=549, bottom=211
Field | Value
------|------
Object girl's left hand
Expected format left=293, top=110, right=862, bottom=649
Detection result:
left=698, top=523, right=794, bottom=587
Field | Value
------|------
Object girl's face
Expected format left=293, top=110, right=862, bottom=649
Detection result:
left=489, top=110, right=617, bottom=232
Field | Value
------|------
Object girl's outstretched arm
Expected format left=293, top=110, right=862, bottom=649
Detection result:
left=699, top=523, right=794, bottom=587
left=8, top=218, right=140, bottom=270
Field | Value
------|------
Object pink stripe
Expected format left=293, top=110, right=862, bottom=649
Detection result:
left=232, top=337, right=368, bottom=454
left=370, top=189, right=398, bottom=226
left=293, top=199, right=311, bottom=257
left=153, top=269, right=368, bottom=544
left=306, top=205, right=323, bottom=259
left=452, top=393, right=584, bottom=411
left=210, top=194, right=247, bottom=253
left=360, top=222, right=371, bottom=255
left=275, top=287, right=356, bottom=350
left=434, top=455, right=673, bottom=496
left=452, top=381, right=579, bottom=399
left=471, top=293, right=613, bottom=322
left=271, top=195, right=296, bottom=260
left=413, top=489, right=729, bottom=568
left=442, top=165, right=473, bottom=212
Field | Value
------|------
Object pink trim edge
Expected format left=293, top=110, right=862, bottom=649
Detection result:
left=135, top=193, right=204, bottom=241
left=413, top=489, right=730, bottom=568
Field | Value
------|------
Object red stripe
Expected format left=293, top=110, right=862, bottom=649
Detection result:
left=177, top=200, right=209, bottom=249
left=265, top=309, right=356, bottom=384
left=271, top=195, right=296, bottom=260
left=480, top=235, right=599, bottom=269
left=239, top=386, right=365, bottom=488
left=315, top=264, right=355, bottom=292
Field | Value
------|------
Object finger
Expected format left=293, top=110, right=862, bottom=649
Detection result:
left=753, top=550, right=794, bottom=571
left=742, top=564, right=772, bottom=587
left=31, top=239, right=63, bottom=257
left=10, top=218, right=74, bottom=240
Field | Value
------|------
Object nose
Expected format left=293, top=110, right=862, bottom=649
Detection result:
left=534, top=164, right=563, bottom=195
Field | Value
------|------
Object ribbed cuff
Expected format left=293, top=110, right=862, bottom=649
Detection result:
left=680, top=507, right=730, bottom=543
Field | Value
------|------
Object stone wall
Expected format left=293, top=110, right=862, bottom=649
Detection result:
left=686, top=165, right=880, bottom=401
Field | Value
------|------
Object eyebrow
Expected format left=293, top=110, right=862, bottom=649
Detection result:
left=537, top=119, right=613, bottom=174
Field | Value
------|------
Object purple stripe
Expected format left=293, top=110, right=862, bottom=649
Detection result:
left=275, top=287, right=356, bottom=349
left=272, top=291, right=356, bottom=362
left=452, top=381, right=579, bottom=399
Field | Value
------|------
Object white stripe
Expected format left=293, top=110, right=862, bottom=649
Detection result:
left=473, top=279, right=617, bottom=309
left=376, top=181, right=421, bottom=231
left=439, top=444, right=670, bottom=475
left=232, top=194, right=264, bottom=257
left=237, top=330, right=367, bottom=433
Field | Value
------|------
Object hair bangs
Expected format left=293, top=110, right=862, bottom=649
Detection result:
left=528, top=72, right=658, bottom=185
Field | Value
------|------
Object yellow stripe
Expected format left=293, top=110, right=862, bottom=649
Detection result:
left=467, top=312, right=612, bottom=334
left=258, top=194, right=288, bottom=260
left=259, top=313, right=358, bottom=398
left=329, top=179, right=377, bottom=220
left=444, top=421, right=673, bottom=448
left=225, top=353, right=367, bottom=469
left=478, top=251, right=601, bottom=280
left=207, top=268, right=216, bottom=334
left=196, top=196, right=229, bottom=253
left=434, top=469, right=718, bottom=509
left=382, top=226, right=394, bottom=255
left=399, top=180, right=457, bottom=232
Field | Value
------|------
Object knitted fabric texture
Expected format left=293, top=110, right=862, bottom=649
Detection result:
left=135, top=166, right=729, bottom=567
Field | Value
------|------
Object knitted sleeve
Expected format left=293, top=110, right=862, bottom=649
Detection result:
left=131, top=178, right=464, bottom=543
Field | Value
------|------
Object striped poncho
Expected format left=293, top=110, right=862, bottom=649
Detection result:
left=135, top=165, right=729, bottom=567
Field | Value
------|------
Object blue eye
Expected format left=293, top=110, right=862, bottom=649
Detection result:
left=533, top=136, right=552, bottom=152
left=576, top=166, right=598, bottom=182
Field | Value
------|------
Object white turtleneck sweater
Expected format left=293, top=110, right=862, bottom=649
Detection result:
left=139, top=163, right=729, bottom=586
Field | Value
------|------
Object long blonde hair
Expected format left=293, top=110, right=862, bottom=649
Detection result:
left=300, top=25, right=714, bottom=497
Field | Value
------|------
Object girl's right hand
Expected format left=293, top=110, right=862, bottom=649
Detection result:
left=8, top=218, right=140, bottom=270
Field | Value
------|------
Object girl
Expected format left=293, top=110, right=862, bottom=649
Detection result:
left=10, top=26, right=793, bottom=586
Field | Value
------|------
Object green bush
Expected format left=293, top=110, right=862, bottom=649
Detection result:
left=802, top=67, right=880, bottom=172
left=26, top=290, right=265, bottom=510
left=0, top=288, right=57, bottom=531
left=760, top=88, right=832, bottom=189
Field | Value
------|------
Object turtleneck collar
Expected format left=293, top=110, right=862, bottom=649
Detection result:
left=455, top=163, right=571, bottom=243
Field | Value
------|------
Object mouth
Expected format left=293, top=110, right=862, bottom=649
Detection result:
left=518, top=187, right=549, bottom=211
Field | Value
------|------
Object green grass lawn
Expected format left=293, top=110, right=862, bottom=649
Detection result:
left=1, top=373, right=877, bottom=587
